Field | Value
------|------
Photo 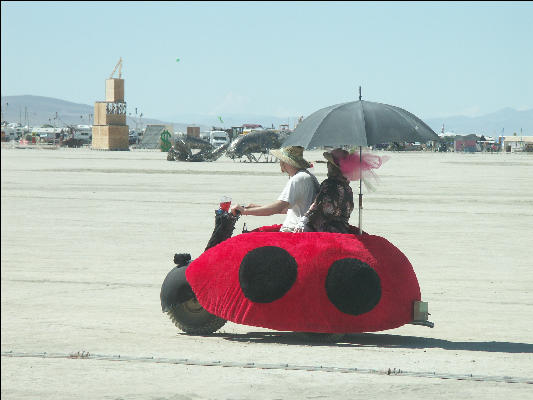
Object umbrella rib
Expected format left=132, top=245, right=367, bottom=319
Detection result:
left=389, top=104, right=436, bottom=133
left=385, top=104, right=424, bottom=138
left=308, top=102, right=348, bottom=149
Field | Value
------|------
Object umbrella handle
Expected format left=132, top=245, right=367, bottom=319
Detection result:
left=358, top=193, right=363, bottom=235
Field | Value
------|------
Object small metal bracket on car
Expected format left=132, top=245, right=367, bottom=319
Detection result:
left=410, top=320, right=435, bottom=328
left=410, top=301, right=434, bottom=327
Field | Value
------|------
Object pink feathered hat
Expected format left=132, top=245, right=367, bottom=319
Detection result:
left=323, top=148, right=387, bottom=182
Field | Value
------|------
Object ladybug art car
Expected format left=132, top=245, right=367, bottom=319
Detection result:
left=160, top=206, right=433, bottom=341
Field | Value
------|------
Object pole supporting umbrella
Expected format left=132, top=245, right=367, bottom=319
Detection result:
left=358, top=145, right=363, bottom=235
left=358, top=87, right=363, bottom=235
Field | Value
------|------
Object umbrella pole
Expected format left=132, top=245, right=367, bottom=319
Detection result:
left=358, top=146, right=363, bottom=235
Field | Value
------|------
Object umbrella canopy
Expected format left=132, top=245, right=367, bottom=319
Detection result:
left=283, top=100, right=439, bottom=149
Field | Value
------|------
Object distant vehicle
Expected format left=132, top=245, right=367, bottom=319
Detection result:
left=129, top=130, right=139, bottom=144
left=73, top=125, right=92, bottom=143
left=2, top=127, right=15, bottom=140
left=209, top=130, right=229, bottom=147
left=31, top=127, right=65, bottom=143
left=6, top=123, right=25, bottom=139
left=242, top=124, right=263, bottom=135
left=61, top=125, right=91, bottom=147
left=199, top=131, right=211, bottom=141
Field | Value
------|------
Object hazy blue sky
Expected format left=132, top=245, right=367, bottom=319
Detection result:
left=2, top=1, right=532, bottom=122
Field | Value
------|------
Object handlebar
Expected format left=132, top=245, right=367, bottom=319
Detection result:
left=216, top=207, right=241, bottom=218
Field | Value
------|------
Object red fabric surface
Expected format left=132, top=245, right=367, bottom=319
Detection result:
left=186, top=230, right=421, bottom=333
left=250, top=224, right=282, bottom=232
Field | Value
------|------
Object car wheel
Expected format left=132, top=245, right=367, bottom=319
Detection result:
left=167, top=298, right=227, bottom=335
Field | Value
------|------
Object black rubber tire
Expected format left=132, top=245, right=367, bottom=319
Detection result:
left=160, top=265, right=195, bottom=313
left=299, top=332, right=345, bottom=343
left=167, top=298, right=227, bottom=335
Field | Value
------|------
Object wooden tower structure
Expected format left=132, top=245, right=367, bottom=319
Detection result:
left=92, top=58, right=129, bottom=150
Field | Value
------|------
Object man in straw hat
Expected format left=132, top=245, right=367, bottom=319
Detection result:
left=231, top=146, right=319, bottom=232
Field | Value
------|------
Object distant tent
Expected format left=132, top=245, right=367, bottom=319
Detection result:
left=454, top=134, right=480, bottom=152
left=138, top=124, right=172, bottom=149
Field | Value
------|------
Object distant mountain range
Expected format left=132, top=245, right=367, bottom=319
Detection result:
left=424, top=108, right=533, bottom=137
left=0, top=95, right=211, bottom=132
left=2, top=95, right=532, bottom=136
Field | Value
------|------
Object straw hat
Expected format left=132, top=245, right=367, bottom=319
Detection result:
left=270, top=146, right=311, bottom=169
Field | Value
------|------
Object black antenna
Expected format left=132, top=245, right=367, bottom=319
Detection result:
left=359, top=86, right=362, bottom=101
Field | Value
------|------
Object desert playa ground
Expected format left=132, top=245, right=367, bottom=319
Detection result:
left=1, top=146, right=532, bottom=399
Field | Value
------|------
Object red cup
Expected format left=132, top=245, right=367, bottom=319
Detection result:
left=220, top=201, right=231, bottom=212
left=219, top=196, right=231, bottom=212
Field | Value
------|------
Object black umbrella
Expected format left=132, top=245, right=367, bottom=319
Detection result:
left=282, top=88, right=440, bottom=234
left=283, top=90, right=439, bottom=149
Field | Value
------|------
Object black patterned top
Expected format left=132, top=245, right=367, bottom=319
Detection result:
left=304, top=168, right=354, bottom=233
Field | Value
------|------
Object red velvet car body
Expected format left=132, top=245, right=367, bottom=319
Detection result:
left=185, top=225, right=421, bottom=333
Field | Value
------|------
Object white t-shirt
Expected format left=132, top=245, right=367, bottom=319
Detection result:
left=277, top=170, right=320, bottom=232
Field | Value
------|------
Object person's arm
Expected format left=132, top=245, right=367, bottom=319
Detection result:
left=295, top=181, right=332, bottom=232
left=240, top=200, right=288, bottom=216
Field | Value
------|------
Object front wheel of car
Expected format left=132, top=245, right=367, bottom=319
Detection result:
left=167, top=298, right=227, bottom=335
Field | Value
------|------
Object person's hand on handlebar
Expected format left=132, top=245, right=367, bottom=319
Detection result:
left=231, top=204, right=245, bottom=215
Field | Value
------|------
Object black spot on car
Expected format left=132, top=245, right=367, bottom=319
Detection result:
left=239, top=246, right=297, bottom=303
left=325, top=258, right=381, bottom=316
